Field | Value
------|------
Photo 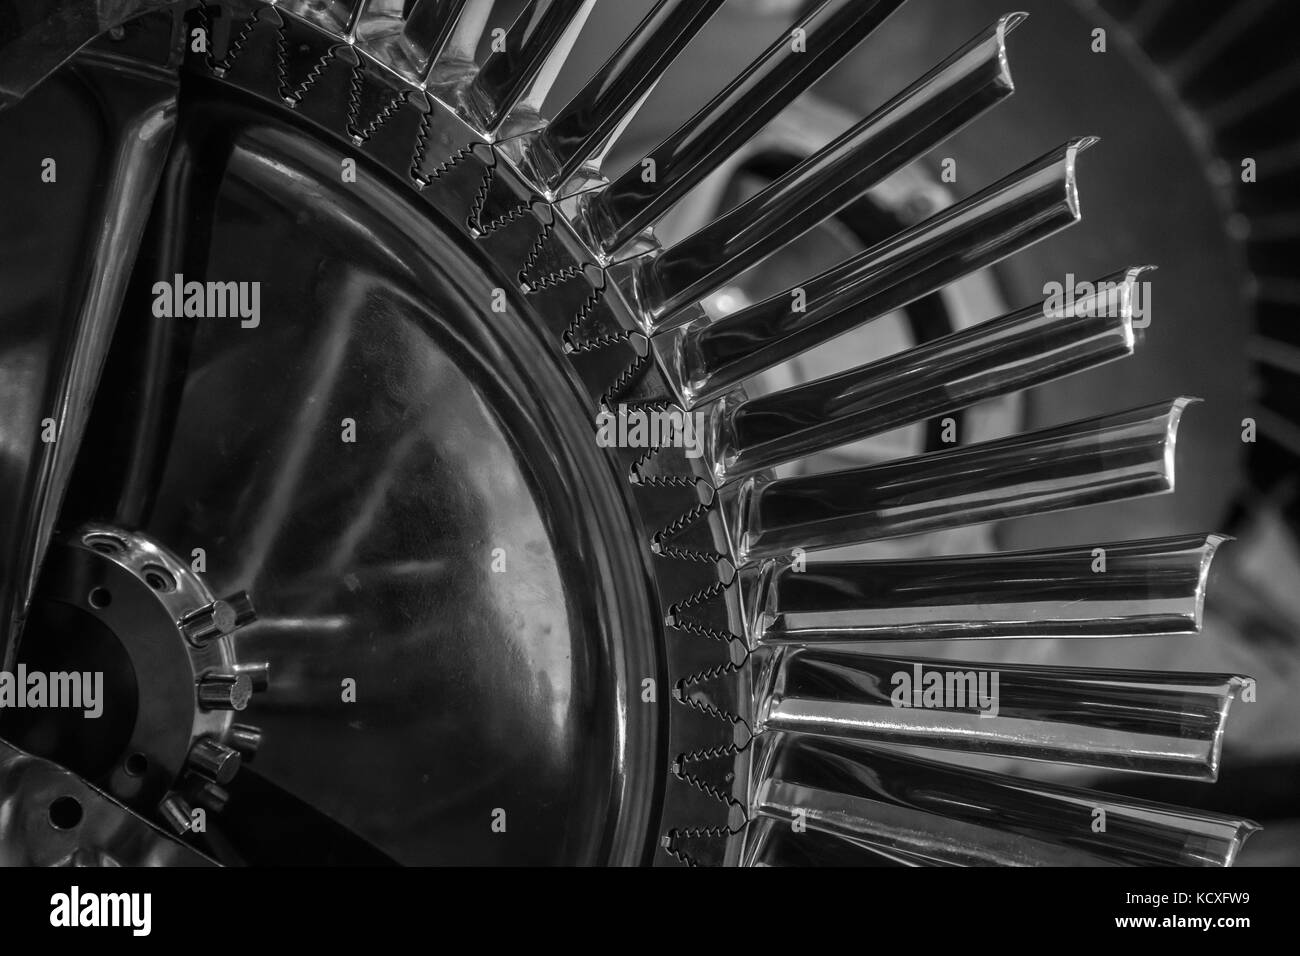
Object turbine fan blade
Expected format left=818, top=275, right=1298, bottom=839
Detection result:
left=532, top=0, right=727, bottom=192
left=587, top=0, right=908, bottom=254
left=742, top=816, right=944, bottom=866
left=464, top=0, right=596, bottom=131
left=747, top=735, right=1259, bottom=866
left=755, top=648, right=1248, bottom=780
left=744, top=533, right=1228, bottom=643
left=624, top=13, right=1025, bottom=331
left=356, top=0, right=469, bottom=78
left=707, top=267, right=1144, bottom=483
left=655, top=138, right=1094, bottom=406
left=432, top=0, right=497, bottom=71
left=279, top=0, right=368, bottom=33
left=722, top=398, right=1195, bottom=564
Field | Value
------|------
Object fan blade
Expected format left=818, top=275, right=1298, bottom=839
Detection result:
left=464, top=0, right=596, bottom=131
left=722, top=398, right=1194, bottom=564
left=755, top=648, right=1248, bottom=780
left=707, top=267, right=1143, bottom=483
left=626, top=13, right=1025, bottom=331
left=356, top=0, right=470, bottom=78
left=587, top=0, right=907, bottom=254
left=745, top=533, right=1227, bottom=643
left=532, top=0, right=727, bottom=191
left=746, top=735, right=1259, bottom=866
left=654, top=138, right=1093, bottom=406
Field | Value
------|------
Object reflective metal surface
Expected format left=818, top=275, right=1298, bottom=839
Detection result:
left=9, top=524, right=264, bottom=814
left=709, top=266, right=1140, bottom=483
left=654, top=139, right=1090, bottom=407
left=748, top=734, right=1258, bottom=866
left=755, top=648, right=1246, bottom=780
left=584, top=0, right=907, bottom=254
left=56, top=81, right=664, bottom=863
left=0, top=44, right=177, bottom=669
left=744, top=533, right=1227, bottom=643
left=0, top=0, right=1273, bottom=868
left=723, top=398, right=1192, bottom=563
left=529, top=0, right=725, bottom=194
left=617, top=13, right=1021, bottom=332
left=0, top=737, right=210, bottom=866
left=0, top=0, right=177, bottom=107
left=461, top=0, right=594, bottom=131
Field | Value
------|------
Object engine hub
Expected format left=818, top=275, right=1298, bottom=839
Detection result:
left=4, top=524, right=266, bottom=829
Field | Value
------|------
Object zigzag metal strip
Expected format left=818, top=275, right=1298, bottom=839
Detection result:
left=473, top=194, right=532, bottom=234
left=652, top=499, right=725, bottom=564
left=345, top=65, right=410, bottom=143
left=410, top=119, right=474, bottom=186
left=276, top=29, right=340, bottom=105
left=599, top=349, right=651, bottom=410
left=213, top=5, right=261, bottom=75
left=561, top=285, right=627, bottom=355
left=678, top=656, right=750, bottom=691
left=661, top=825, right=739, bottom=867
left=653, top=500, right=711, bottom=552
left=519, top=217, right=587, bottom=292
left=675, top=657, right=749, bottom=729
left=679, top=739, right=750, bottom=764
left=465, top=162, right=533, bottom=235
left=666, top=579, right=739, bottom=648
left=630, top=444, right=696, bottom=488
left=674, top=754, right=744, bottom=807
left=195, top=0, right=218, bottom=71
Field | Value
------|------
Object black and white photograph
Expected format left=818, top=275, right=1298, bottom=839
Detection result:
left=0, top=0, right=1296, bottom=931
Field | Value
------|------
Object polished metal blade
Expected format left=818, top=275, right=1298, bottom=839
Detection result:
left=744, top=533, right=1227, bottom=643
left=708, top=266, right=1144, bottom=483
left=355, top=0, right=470, bottom=79
left=723, top=397, right=1194, bottom=564
left=755, top=648, right=1247, bottom=780
left=533, top=0, right=727, bottom=192
left=654, top=138, right=1093, bottom=407
left=746, top=734, right=1259, bottom=866
left=587, top=0, right=907, bottom=254
left=464, top=0, right=596, bottom=131
left=629, top=13, right=1025, bottom=330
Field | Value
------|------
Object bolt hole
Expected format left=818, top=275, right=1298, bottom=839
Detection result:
left=142, top=565, right=176, bottom=593
left=83, top=532, right=126, bottom=555
left=88, top=587, right=112, bottom=609
left=48, top=796, right=83, bottom=830
left=124, top=752, right=149, bottom=777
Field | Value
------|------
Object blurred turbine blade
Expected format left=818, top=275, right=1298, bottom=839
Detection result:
left=587, top=0, right=907, bottom=254
left=368, top=0, right=469, bottom=77
left=655, top=138, right=1094, bottom=407
left=747, top=735, right=1260, bottom=866
left=534, top=0, right=727, bottom=191
left=636, top=13, right=1025, bottom=330
left=755, top=647, right=1248, bottom=780
left=279, top=0, right=368, bottom=33
left=723, top=398, right=1195, bottom=564
left=433, top=0, right=497, bottom=69
left=465, top=0, right=596, bottom=130
left=746, top=533, right=1228, bottom=643
left=743, top=816, right=941, bottom=866
left=710, top=267, right=1144, bottom=482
